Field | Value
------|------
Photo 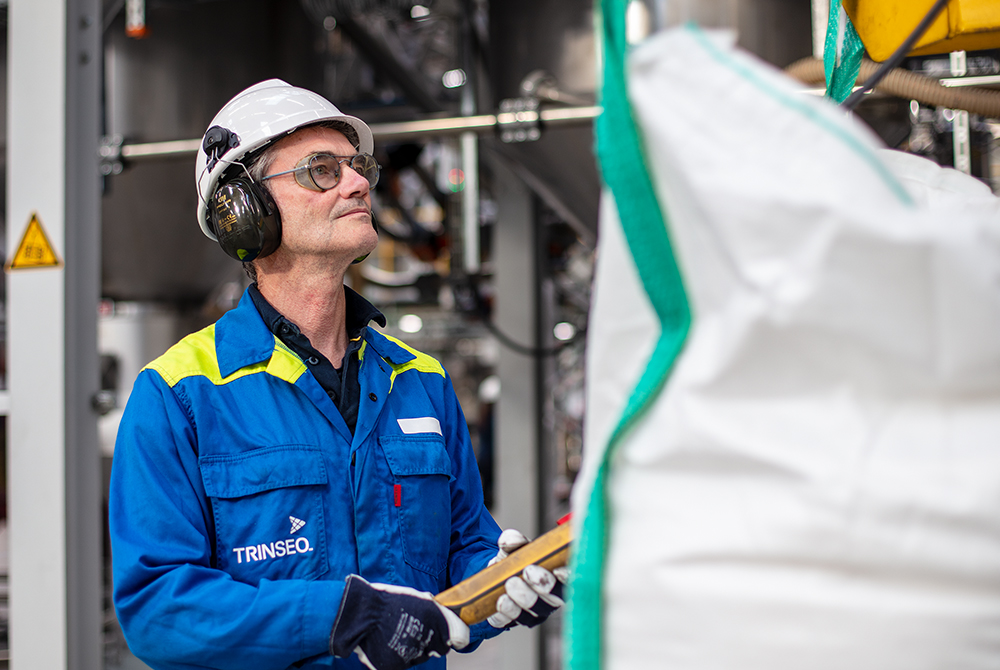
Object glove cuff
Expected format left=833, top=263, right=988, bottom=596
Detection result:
left=330, top=575, right=380, bottom=657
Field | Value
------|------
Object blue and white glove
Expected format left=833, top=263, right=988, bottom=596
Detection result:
left=330, top=575, right=469, bottom=670
left=486, top=529, right=568, bottom=629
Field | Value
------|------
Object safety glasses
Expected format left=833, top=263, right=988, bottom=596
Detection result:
left=261, top=152, right=381, bottom=192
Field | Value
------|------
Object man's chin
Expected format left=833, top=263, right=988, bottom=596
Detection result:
left=349, top=229, right=379, bottom=261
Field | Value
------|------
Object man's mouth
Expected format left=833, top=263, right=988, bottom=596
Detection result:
left=336, top=201, right=371, bottom=219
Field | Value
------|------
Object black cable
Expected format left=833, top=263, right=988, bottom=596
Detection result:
left=481, top=318, right=576, bottom=358
left=450, top=277, right=581, bottom=358
left=842, top=0, right=951, bottom=110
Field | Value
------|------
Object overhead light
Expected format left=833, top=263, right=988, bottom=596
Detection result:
left=399, top=314, right=423, bottom=333
left=625, top=0, right=652, bottom=44
left=479, top=375, right=501, bottom=403
left=553, top=322, right=576, bottom=341
left=442, top=69, right=467, bottom=89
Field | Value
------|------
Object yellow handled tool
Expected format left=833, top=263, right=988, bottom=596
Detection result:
left=435, top=520, right=572, bottom=624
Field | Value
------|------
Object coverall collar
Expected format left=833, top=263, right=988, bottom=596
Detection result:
left=215, top=289, right=277, bottom=378
left=215, top=286, right=414, bottom=378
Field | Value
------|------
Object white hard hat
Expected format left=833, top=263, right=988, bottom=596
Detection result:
left=194, top=79, right=374, bottom=241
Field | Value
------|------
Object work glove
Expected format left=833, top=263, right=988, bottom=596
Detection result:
left=330, top=574, right=469, bottom=670
left=486, top=529, right=568, bottom=629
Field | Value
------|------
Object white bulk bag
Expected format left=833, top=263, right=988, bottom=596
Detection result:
left=575, top=25, right=1000, bottom=670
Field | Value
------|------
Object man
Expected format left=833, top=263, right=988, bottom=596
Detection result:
left=109, top=79, right=564, bottom=670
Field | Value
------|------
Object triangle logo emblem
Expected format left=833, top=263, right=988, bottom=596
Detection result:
left=289, top=516, right=306, bottom=534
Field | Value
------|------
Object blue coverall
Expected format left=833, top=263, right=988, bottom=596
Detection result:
left=110, top=289, right=502, bottom=669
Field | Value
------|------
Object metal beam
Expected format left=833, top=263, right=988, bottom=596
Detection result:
left=490, top=151, right=542, bottom=670
left=950, top=51, right=972, bottom=175
left=7, top=1, right=103, bottom=668
left=65, top=1, right=104, bottom=667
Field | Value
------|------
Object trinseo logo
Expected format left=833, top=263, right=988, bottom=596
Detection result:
left=232, top=515, right=314, bottom=565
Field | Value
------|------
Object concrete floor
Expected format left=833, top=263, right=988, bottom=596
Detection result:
left=451, top=634, right=503, bottom=670
left=106, top=606, right=560, bottom=669
left=109, top=629, right=510, bottom=670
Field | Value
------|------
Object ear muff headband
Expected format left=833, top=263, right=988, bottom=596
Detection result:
left=208, top=177, right=281, bottom=262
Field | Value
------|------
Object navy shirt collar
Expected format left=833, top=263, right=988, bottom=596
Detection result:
left=248, top=283, right=386, bottom=344
left=246, top=283, right=386, bottom=435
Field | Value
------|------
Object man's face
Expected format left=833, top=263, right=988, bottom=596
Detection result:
left=263, top=125, right=378, bottom=269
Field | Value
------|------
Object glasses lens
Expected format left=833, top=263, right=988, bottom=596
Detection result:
left=351, top=154, right=381, bottom=188
left=307, top=155, right=342, bottom=190
left=302, top=154, right=380, bottom=190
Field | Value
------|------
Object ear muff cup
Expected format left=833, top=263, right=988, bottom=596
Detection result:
left=351, top=210, right=379, bottom=265
left=208, top=177, right=281, bottom=262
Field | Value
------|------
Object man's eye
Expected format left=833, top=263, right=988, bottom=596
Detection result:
left=312, top=164, right=331, bottom=175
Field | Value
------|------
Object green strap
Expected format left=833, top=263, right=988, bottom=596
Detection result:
left=564, top=2, right=691, bottom=668
left=824, top=1, right=864, bottom=103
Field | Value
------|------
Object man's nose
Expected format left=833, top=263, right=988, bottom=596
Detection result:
left=339, top=161, right=371, bottom=198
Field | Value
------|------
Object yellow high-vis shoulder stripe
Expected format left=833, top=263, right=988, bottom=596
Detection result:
left=268, top=340, right=310, bottom=384
left=146, top=325, right=307, bottom=387
left=381, top=333, right=445, bottom=391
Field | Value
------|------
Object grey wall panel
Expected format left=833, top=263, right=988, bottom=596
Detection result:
left=104, top=0, right=324, bottom=143
left=738, top=0, right=813, bottom=69
left=101, top=0, right=323, bottom=302
left=101, top=156, right=242, bottom=302
left=489, top=0, right=599, bottom=237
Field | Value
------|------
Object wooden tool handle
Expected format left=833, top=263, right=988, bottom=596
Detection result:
left=435, top=521, right=572, bottom=624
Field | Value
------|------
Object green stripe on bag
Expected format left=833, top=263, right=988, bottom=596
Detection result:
left=563, top=0, right=691, bottom=668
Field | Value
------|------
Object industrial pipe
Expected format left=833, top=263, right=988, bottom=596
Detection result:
left=117, top=106, right=602, bottom=162
left=785, top=56, right=1000, bottom=118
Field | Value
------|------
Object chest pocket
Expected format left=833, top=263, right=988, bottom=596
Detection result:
left=381, top=435, right=453, bottom=577
left=200, top=445, right=329, bottom=584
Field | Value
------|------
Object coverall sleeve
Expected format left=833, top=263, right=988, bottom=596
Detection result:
left=110, top=369, right=344, bottom=670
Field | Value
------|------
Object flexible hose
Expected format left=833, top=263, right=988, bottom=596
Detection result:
left=785, top=56, right=1000, bottom=118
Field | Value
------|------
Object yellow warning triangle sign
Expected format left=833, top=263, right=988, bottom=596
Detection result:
left=6, top=212, right=62, bottom=270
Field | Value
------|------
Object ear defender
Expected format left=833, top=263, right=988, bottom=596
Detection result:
left=208, top=177, right=281, bottom=262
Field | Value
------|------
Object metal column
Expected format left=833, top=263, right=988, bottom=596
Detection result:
left=7, top=0, right=102, bottom=668
left=950, top=50, right=972, bottom=175
left=812, top=0, right=830, bottom=58
left=491, top=153, right=542, bottom=670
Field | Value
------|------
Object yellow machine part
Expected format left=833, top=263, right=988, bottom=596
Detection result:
left=842, top=0, right=1000, bottom=61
